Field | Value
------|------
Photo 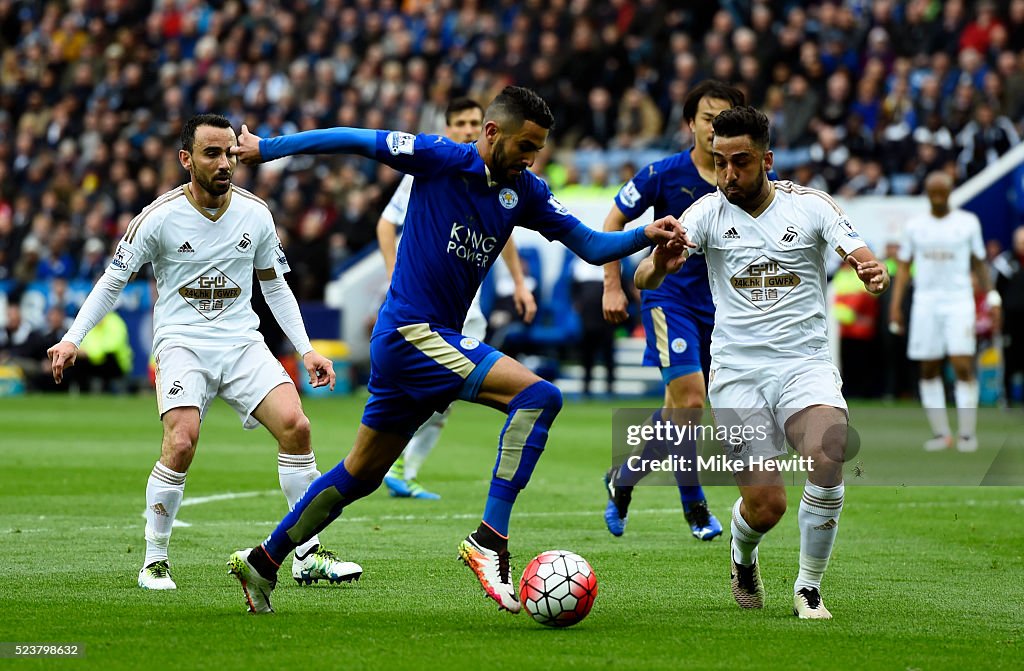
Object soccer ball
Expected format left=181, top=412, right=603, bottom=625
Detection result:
left=518, top=550, right=597, bottom=627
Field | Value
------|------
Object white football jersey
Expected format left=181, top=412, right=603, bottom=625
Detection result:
left=108, top=184, right=289, bottom=356
left=381, top=173, right=414, bottom=226
left=898, top=208, right=984, bottom=301
left=682, top=181, right=866, bottom=367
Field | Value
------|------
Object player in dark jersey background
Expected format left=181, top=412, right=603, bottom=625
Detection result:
left=224, top=86, right=687, bottom=615
left=601, top=81, right=746, bottom=541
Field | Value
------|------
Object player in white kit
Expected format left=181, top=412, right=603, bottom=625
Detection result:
left=48, top=114, right=362, bottom=590
left=888, top=171, right=1001, bottom=453
left=635, top=106, right=889, bottom=619
left=376, top=98, right=536, bottom=499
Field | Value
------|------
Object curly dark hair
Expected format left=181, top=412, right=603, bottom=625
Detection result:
left=485, top=86, right=555, bottom=131
left=711, top=106, right=771, bottom=151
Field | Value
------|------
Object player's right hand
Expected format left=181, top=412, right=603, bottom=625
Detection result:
left=602, top=286, right=629, bottom=324
left=231, top=124, right=265, bottom=165
left=47, top=341, right=78, bottom=384
left=643, top=215, right=695, bottom=251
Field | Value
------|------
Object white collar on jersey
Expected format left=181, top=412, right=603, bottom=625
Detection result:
left=472, top=143, right=500, bottom=188
left=483, top=163, right=499, bottom=188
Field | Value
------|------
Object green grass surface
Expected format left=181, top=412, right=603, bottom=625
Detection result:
left=1, top=394, right=1021, bottom=670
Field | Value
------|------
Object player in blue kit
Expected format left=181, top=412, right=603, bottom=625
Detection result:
left=224, top=86, right=685, bottom=614
left=601, top=81, right=745, bottom=541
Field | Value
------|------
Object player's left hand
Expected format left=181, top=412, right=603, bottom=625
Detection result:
left=513, top=283, right=537, bottom=324
left=231, top=124, right=265, bottom=165
left=651, top=244, right=687, bottom=275
left=47, top=341, right=78, bottom=384
left=856, top=260, right=889, bottom=294
left=302, top=351, right=337, bottom=391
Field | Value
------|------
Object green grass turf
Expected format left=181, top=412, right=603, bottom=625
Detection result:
left=0, top=393, right=1021, bottom=670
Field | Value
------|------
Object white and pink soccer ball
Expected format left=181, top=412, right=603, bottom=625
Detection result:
left=519, top=550, right=598, bottom=627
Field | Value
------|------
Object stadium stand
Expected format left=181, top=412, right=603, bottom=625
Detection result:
left=0, top=1, right=1022, bottom=398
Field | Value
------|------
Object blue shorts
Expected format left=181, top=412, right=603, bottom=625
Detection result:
left=640, top=306, right=712, bottom=384
left=362, top=323, right=503, bottom=436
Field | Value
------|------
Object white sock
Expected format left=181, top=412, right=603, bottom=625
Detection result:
left=919, top=377, right=951, bottom=437
left=144, top=462, right=186, bottom=567
left=796, top=481, right=845, bottom=592
left=730, top=498, right=765, bottom=566
left=278, top=452, right=321, bottom=558
left=954, top=379, right=978, bottom=439
left=404, top=406, right=450, bottom=480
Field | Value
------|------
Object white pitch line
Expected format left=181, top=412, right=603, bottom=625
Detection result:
left=180, top=490, right=278, bottom=507
left=140, top=490, right=280, bottom=528
left=8, top=496, right=1023, bottom=535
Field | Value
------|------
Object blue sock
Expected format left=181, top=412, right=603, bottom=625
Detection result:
left=481, top=380, right=562, bottom=538
left=483, top=480, right=517, bottom=537
left=678, top=484, right=705, bottom=505
left=262, top=461, right=379, bottom=564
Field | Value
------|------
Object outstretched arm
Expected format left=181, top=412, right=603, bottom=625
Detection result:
left=560, top=216, right=684, bottom=266
left=233, top=124, right=378, bottom=164
left=48, top=270, right=129, bottom=383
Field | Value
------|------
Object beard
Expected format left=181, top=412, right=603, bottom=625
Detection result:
left=722, top=171, right=766, bottom=209
left=490, top=141, right=521, bottom=183
left=197, top=171, right=231, bottom=197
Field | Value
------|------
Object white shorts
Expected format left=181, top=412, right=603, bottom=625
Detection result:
left=154, top=341, right=293, bottom=429
left=907, top=297, right=976, bottom=360
left=708, top=359, right=847, bottom=460
left=465, top=290, right=487, bottom=341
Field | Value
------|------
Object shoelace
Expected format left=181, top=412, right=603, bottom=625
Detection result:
left=736, top=563, right=759, bottom=592
left=797, top=587, right=821, bottom=609
left=687, top=501, right=711, bottom=528
left=313, top=548, right=338, bottom=563
left=149, top=562, right=169, bottom=578
left=497, top=550, right=512, bottom=585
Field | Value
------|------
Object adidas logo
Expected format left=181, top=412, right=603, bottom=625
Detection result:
left=813, top=518, right=837, bottom=531
left=177, top=241, right=195, bottom=253
left=151, top=503, right=169, bottom=517
left=723, top=227, right=740, bottom=239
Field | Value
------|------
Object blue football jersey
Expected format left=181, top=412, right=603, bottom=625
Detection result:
left=615, top=150, right=717, bottom=320
left=369, top=131, right=583, bottom=332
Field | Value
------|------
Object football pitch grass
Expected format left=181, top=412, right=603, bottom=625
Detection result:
left=1, top=393, right=1021, bottom=670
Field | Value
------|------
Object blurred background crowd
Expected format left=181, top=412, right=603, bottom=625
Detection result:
left=1, top=0, right=1023, bottom=400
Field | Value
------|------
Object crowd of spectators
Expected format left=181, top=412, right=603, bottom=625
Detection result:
left=1, top=0, right=1022, bottom=306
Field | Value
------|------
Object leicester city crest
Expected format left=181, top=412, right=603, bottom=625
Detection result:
left=498, top=188, right=518, bottom=209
